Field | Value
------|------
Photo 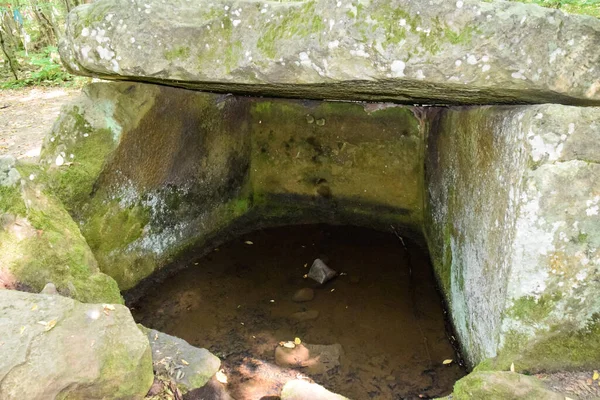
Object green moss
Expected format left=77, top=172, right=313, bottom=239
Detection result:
left=507, top=294, right=561, bottom=323
left=100, top=340, right=153, bottom=398
left=164, top=46, right=191, bottom=61
left=1, top=184, right=122, bottom=304
left=82, top=198, right=152, bottom=288
left=0, top=185, right=26, bottom=216
left=257, top=1, right=326, bottom=58
left=452, top=371, right=560, bottom=399
left=476, top=314, right=600, bottom=373
left=44, top=111, right=116, bottom=216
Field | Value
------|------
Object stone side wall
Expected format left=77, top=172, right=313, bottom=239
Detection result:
left=40, top=82, right=423, bottom=291
left=425, top=105, right=600, bottom=370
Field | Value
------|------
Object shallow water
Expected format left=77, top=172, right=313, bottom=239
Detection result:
left=132, top=224, right=466, bottom=399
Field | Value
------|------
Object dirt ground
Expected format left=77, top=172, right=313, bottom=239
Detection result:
left=0, top=86, right=80, bottom=159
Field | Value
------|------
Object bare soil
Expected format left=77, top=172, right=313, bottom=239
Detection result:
left=0, top=86, right=80, bottom=159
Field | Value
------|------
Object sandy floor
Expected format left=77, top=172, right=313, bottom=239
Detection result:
left=0, top=86, right=80, bottom=159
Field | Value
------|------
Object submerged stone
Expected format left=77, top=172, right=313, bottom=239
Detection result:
left=0, top=290, right=153, bottom=399
left=292, top=288, right=315, bottom=302
left=60, top=0, right=600, bottom=105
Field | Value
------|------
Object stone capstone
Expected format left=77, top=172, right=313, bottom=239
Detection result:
left=0, top=290, right=153, bottom=400
left=141, top=326, right=221, bottom=392
left=60, top=0, right=600, bottom=105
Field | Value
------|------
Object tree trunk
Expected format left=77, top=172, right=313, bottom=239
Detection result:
left=29, top=0, right=60, bottom=46
left=0, top=27, right=19, bottom=80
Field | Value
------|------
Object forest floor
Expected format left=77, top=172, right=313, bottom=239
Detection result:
left=0, top=86, right=80, bottom=159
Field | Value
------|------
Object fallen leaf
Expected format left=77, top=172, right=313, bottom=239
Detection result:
left=102, top=304, right=116, bottom=311
left=442, top=359, right=453, bottom=365
left=31, top=304, right=38, bottom=311
left=19, top=326, right=26, bottom=334
left=216, top=369, right=228, bottom=384
left=44, top=320, right=57, bottom=331
left=294, top=337, right=302, bottom=345
left=593, top=370, right=599, bottom=381
left=244, top=241, right=254, bottom=245
left=181, top=359, right=189, bottom=366
left=510, top=362, right=515, bottom=373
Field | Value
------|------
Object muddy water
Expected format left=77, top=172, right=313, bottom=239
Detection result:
left=132, top=225, right=466, bottom=399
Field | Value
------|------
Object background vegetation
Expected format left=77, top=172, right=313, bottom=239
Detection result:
left=0, top=0, right=598, bottom=89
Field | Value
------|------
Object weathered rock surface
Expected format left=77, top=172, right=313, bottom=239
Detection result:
left=60, top=0, right=600, bottom=105
left=141, top=326, right=221, bottom=392
left=281, top=380, right=350, bottom=400
left=450, top=371, right=565, bottom=400
left=40, top=82, right=422, bottom=290
left=0, top=156, right=121, bottom=303
left=425, top=104, right=600, bottom=370
left=0, top=290, right=153, bottom=399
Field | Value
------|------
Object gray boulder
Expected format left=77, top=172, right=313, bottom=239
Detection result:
left=141, top=326, right=221, bottom=392
left=0, top=290, right=153, bottom=400
left=60, top=0, right=600, bottom=105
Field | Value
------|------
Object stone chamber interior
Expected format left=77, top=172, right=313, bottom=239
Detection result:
left=129, top=224, right=466, bottom=400
left=25, top=81, right=600, bottom=399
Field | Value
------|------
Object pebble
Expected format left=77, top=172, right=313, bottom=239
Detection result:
left=40, top=282, right=58, bottom=295
left=292, top=288, right=315, bottom=302
left=290, top=310, right=319, bottom=321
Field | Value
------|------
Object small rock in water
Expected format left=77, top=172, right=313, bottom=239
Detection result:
left=41, top=282, right=58, bottom=295
left=308, top=259, right=337, bottom=284
left=292, top=288, right=315, bottom=302
left=290, top=310, right=319, bottom=321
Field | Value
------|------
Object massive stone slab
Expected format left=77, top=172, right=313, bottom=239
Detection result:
left=0, top=290, right=153, bottom=399
left=425, top=104, right=600, bottom=370
left=60, top=0, right=600, bottom=105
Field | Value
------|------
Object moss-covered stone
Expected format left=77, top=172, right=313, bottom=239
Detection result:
left=451, top=371, right=563, bottom=400
left=0, top=167, right=122, bottom=304
left=477, top=314, right=600, bottom=373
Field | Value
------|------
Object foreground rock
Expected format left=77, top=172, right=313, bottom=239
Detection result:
left=0, top=290, right=153, bottom=399
left=0, top=155, right=121, bottom=303
left=60, top=0, right=600, bottom=105
left=141, top=326, right=221, bottom=392
left=281, top=380, right=350, bottom=400
left=450, top=371, right=565, bottom=399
